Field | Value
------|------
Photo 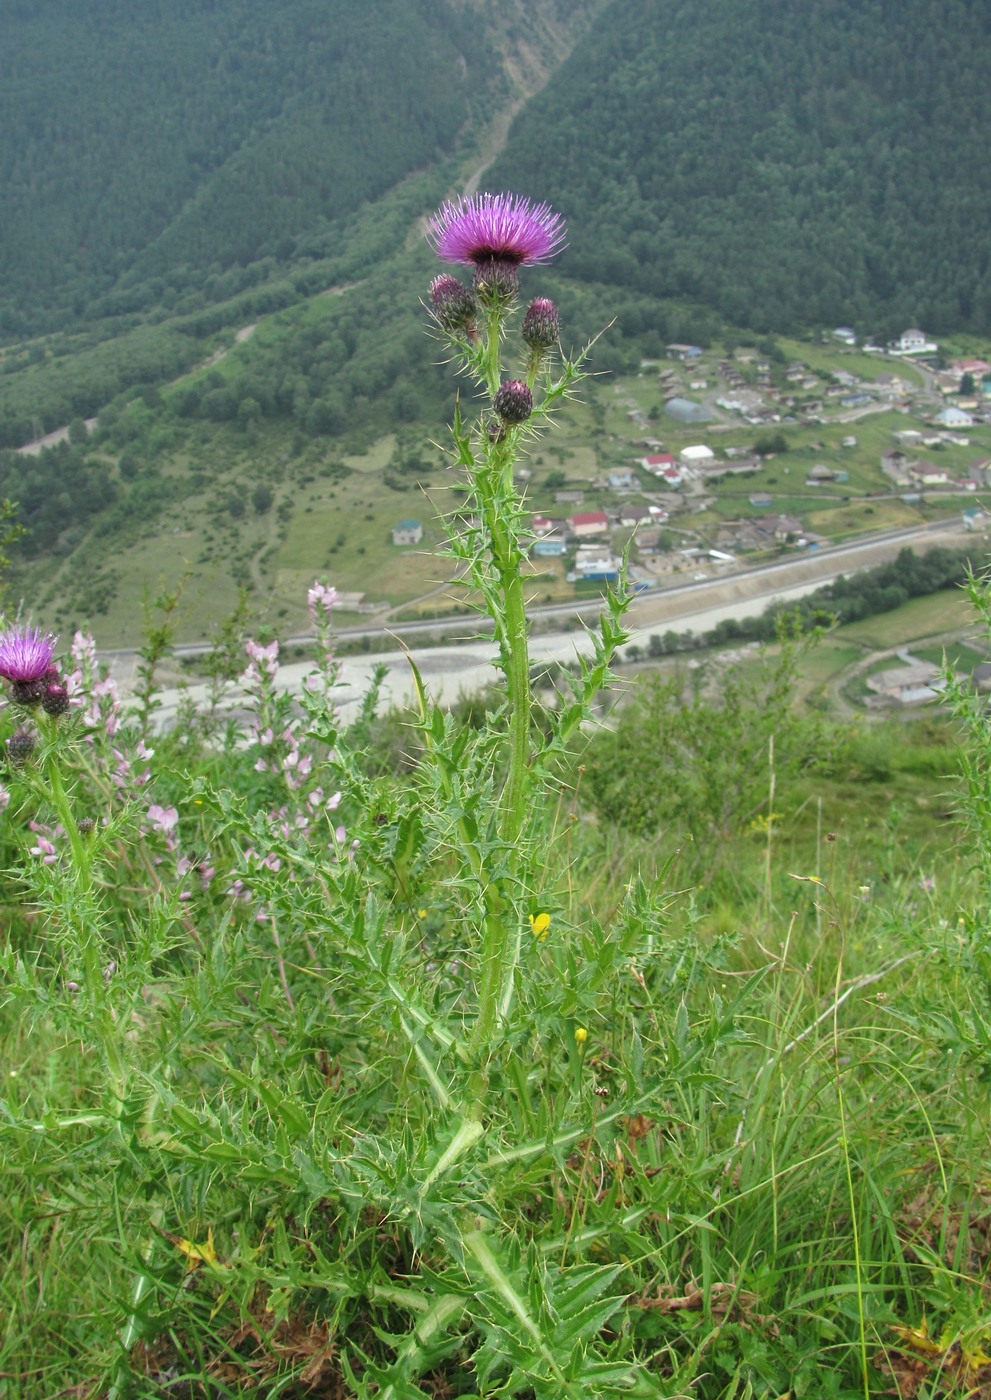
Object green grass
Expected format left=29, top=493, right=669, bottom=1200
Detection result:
left=839, top=591, right=978, bottom=648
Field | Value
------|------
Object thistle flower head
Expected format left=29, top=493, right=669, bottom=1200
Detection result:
left=427, top=192, right=566, bottom=269
left=0, top=625, right=57, bottom=686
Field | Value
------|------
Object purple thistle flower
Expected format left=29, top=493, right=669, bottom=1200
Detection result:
left=427, top=192, right=566, bottom=269
left=0, top=625, right=57, bottom=686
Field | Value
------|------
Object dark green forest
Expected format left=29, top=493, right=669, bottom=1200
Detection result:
left=490, top=0, right=991, bottom=337
left=0, top=0, right=491, bottom=338
left=2, top=0, right=990, bottom=497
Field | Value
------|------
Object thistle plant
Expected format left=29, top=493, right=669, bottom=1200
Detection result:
left=424, top=192, right=629, bottom=1075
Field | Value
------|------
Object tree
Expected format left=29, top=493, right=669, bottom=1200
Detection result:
left=251, top=483, right=273, bottom=514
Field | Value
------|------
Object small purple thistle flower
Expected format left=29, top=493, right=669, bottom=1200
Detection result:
left=493, top=380, right=533, bottom=425
left=427, top=192, right=566, bottom=269
left=0, top=626, right=57, bottom=688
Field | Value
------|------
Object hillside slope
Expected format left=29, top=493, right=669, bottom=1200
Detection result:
left=0, top=0, right=598, bottom=339
left=488, top=0, right=991, bottom=336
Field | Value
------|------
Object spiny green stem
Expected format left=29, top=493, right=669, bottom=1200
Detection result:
left=38, top=720, right=92, bottom=894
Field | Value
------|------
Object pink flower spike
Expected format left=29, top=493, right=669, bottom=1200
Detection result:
left=146, top=803, right=179, bottom=833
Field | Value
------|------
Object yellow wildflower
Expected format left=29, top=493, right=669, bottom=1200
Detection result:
left=529, top=911, right=551, bottom=941
left=575, top=1026, right=588, bottom=1045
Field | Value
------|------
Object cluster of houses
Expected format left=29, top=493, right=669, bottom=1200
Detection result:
left=881, top=431, right=991, bottom=493
left=657, top=331, right=991, bottom=431
left=638, top=445, right=760, bottom=484
left=529, top=508, right=668, bottom=582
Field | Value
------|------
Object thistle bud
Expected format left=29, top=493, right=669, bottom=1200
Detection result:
left=472, top=258, right=520, bottom=306
left=42, top=684, right=70, bottom=717
left=429, top=274, right=477, bottom=333
left=493, top=380, right=533, bottom=425
left=522, top=297, right=560, bottom=350
left=7, top=728, right=36, bottom=767
left=10, top=679, right=45, bottom=706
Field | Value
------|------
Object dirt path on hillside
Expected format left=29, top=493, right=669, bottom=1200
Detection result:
left=452, top=5, right=607, bottom=201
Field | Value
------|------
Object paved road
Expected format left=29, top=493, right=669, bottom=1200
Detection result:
left=137, top=520, right=979, bottom=728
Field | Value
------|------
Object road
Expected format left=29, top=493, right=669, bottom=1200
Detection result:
left=132, top=519, right=979, bottom=728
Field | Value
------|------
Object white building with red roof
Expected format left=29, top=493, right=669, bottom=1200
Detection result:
left=640, top=453, right=676, bottom=474
left=568, top=510, right=609, bottom=537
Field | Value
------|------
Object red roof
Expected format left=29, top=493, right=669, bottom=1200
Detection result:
left=642, top=453, right=675, bottom=467
left=569, top=511, right=609, bottom=528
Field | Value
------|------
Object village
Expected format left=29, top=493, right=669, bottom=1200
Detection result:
left=432, top=328, right=991, bottom=593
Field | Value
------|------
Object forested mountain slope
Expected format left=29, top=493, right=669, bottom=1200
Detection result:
left=1, top=0, right=503, bottom=338
left=489, top=0, right=991, bottom=336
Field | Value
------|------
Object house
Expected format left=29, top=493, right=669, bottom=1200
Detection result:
left=608, top=469, right=638, bottom=490
left=895, top=328, right=937, bottom=354
left=749, top=492, right=774, bottom=509
left=531, top=537, right=566, bottom=557
left=753, top=514, right=803, bottom=544
left=935, top=407, right=974, bottom=428
left=640, top=453, right=676, bottom=474
left=865, top=663, right=947, bottom=707
left=806, top=464, right=837, bottom=485
left=569, top=511, right=609, bottom=538
left=908, top=460, right=950, bottom=486
left=679, top=444, right=715, bottom=469
left=391, top=519, right=423, bottom=546
left=572, top=544, right=619, bottom=580
left=832, top=327, right=857, bottom=345
left=618, top=504, right=654, bottom=527
left=666, top=343, right=703, bottom=360
left=881, top=451, right=912, bottom=485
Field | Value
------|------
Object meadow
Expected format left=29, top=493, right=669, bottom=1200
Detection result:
left=3, top=207, right=991, bottom=1400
